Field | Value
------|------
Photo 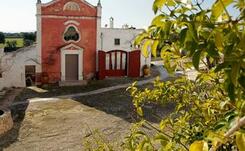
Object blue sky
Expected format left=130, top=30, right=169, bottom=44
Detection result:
left=0, top=0, right=239, bottom=32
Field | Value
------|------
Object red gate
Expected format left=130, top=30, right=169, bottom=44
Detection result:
left=128, top=50, right=141, bottom=77
left=98, top=50, right=128, bottom=79
left=98, top=50, right=141, bottom=79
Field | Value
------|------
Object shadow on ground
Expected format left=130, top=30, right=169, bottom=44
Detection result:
left=0, top=66, right=175, bottom=150
left=13, top=66, right=160, bottom=100
left=73, top=88, right=175, bottom=124
left=0, top=88, right=175, bottom=150
left=0, top=103, right=29, bottom=150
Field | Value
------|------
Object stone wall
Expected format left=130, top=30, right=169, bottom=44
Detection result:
left=0, top=45, right=40, bottom=90
left=0, top=108, right=13, bottom=135
left=0, top=48, right=5, bottom=90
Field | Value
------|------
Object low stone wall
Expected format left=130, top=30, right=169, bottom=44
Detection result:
left=0, top=108, right=13, bottom=135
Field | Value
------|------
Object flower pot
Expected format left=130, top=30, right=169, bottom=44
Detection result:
left=143, top=65, right=150, bottom=77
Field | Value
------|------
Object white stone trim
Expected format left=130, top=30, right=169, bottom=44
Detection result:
left=96, top=5, right=102, bottom=71
left=41, top=15, right=98, bottom=20
left=64, top=20, right=80, bottom=26
left=63, top=25, right=81, bottom=43
left=60, top=44, right=83, bottom=81
left=36, top=3, right=42, bottom=73
left=63, top=1, right=81, bottom=11
left=41, top=0, right=96, bottom=9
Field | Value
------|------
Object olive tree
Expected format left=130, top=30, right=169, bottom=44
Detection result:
left=125, top=0, right=245, bottom=150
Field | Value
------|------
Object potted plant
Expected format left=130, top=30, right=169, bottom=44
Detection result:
left=143, top=64, right=150, bottom=77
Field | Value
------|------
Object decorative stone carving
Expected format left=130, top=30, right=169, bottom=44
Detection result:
left=0, top=108, right=13, bottom=135
left=63, top=2, right=80, bottom=11
left=64, top=26, right=80, bottom=42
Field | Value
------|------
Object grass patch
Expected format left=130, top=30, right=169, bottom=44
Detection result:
left=0, top=38, right=24, bottom=48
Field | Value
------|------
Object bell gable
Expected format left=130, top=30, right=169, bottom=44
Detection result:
left=41, top=0, right=97, bottom=17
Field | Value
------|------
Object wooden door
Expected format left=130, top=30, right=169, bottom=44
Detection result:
left=128, top=50, right=141, bottom=77
left=25, top=65, right=36, bottom=86
left=65, top=54, right=78, bottom=81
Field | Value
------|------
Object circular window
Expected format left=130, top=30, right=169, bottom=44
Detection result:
left=64, top=26, right=80, bottom=42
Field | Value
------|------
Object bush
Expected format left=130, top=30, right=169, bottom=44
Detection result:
left=0, top=32, right=5, bottom=44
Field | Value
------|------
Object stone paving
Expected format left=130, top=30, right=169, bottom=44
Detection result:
left=0, top=64, right=195, bottom=150
left=0, top=99, right=132, bottom=151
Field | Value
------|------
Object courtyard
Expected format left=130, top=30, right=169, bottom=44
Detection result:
left=0, top=65, right=176, bottom=150
left=0, top=86, right=174, bottom=151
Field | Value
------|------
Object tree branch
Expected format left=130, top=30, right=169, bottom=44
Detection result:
left=225, top=116, right=245, bottom=137
left=209, top=116, right=245, bottom=151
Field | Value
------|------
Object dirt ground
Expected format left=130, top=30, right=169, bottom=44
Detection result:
left=0, top=66, right=176, bottom=151
left=0, top=98, right=131, bottom=150
left=0, top=88, right=175, bottom=151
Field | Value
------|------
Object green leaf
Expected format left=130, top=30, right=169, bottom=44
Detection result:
left=137, top=107, right=143, bottom=116
left=142, top=40, right=152, bottom=58
left=155, top=134, right=169, bottom=146
left=134, top=32, right=148, bottom=45
left=181, top=22, right=198, bottom=43
left=215, top=62, right=228, bottom=72
left=152, top=40, right=159, bottom=57
left=153, top=0, right=167, bottom=14
left=238, top=75, right=245, bottom=89
left=192, top=50, right=202, bottom=70
left=189, top=140, right=208, bottom=151
left=137, top=139, right=148, bottom=151
left=238, top=33, right=245, bottom=50
left=213, top=121, right=226, bottom=131
left=231, top=63, right=240, bottom=87
left=159, top=120, right=168, bottom=130
left=211, top=0, right=233, bottom=20
left=207, top=131, right=227, bottom=145
left=207, top=42, right=220, bottom=58
left=236, top=132, right=245, bottom=151
left=166, top=0, right=176, bottom=6
left=227, top=82, right=235, bottom=101
left=179, top=28, right=188, bottom=44
left=215, top=32, right=223, bottom=51
left=151, top=14, right=165, bottom=26
left=164, top=21, right=173, bottom=37
left=155, top=134, right=169, bottom=141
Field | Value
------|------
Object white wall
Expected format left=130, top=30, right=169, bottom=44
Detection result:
left=99, top=28, right=151, bottom=76
left=0, top=45, right=40, bottom=90
left=100, top=28, right=143, bottom=51
left=0, top=48, right=4, bottom=90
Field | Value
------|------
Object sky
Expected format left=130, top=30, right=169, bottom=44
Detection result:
left=0, top=0, right=155, bottom=32
left=0, top=0, right=239, bottom=32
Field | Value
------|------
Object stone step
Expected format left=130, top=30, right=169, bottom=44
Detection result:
left=59, top=80, right=88, bottom=87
